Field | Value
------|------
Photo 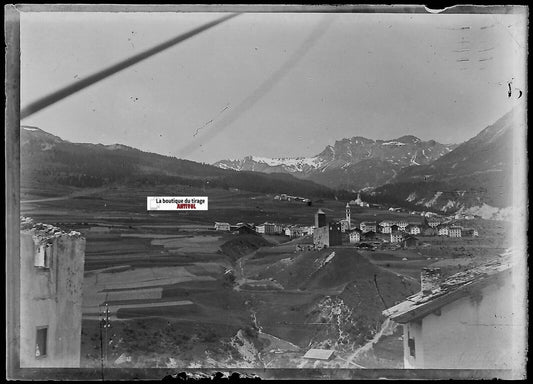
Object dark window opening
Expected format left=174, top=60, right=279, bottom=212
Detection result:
left=408, top=337, right=416, bottom=358
left=36, top=327, right=48, bottom=357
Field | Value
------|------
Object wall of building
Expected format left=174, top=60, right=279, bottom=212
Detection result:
left=315, top=213, right=326, bottom=228
left=328, top=223, right=342, bottom=246
left=313, top=226, right=329, bottom=248
left=403, top=271, right=519, bottom=369
left=403, top=321, right=423, bottom=368
left=20, top=230, right=86, bottom=368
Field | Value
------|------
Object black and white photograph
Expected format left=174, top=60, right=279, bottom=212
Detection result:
left=5, top=4, right=528, bottom=381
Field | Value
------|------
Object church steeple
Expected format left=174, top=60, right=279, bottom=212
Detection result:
left=345, top=203, right=351, bottom=230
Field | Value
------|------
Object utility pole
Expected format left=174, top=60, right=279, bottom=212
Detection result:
left=99, top=306, right=104, bottom=380
left=104, top=303, right=111, bottom=364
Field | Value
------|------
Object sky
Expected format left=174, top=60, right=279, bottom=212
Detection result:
left=20, top=9, right=527, bottom=164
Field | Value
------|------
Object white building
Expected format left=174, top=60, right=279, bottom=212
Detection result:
left=214, top=222, right=231, bottom=231
left=349, top=229, right=361, bottom=244
left=340, top=219, right=350, bottom=233
left=396, top=220, right=409, bottom=231
left=405, top=224, right=421, bottom=235
left=285, top=226, right=303, bottom=238
left=20, top=218, right=86, bottom=367
left=437, top=225, right=449, bottom=236
left=383, top=254, right=524, bottom=370
left=360, top=221, right=377, bottom=233
left=449, top=226, right=462, bottom=238
left=391, top=230, right=405, bottom=243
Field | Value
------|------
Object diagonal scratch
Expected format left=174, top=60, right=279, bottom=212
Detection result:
left=192, top=103, right=231, bottom=137
left=178, top=15, right=335, bottom=158
left=193, top=119, right=214, bottom=137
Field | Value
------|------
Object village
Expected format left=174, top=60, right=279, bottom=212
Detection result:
left=214, top=193, right=480, bottom=252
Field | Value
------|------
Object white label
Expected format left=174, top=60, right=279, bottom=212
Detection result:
left=147, top=196, right=208, bottom=211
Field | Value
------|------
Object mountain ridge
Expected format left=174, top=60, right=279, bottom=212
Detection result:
left=20, top=126, right=342, bottom=199
left=214, top=134, right=456, bottom=191
left=368, top=107, right=522, bottom=214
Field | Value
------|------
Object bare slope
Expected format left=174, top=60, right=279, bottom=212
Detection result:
left=20, top=126, right=336, bottom=199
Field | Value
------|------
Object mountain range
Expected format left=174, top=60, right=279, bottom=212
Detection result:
left=215, top=107, right=521, bottom=215
left=19, top=126, right=338, bottom=199
left=214, top=136, right=457, bottom=191
left=369, top=106, right=521, bottom=215
left=20, top=105, right=521, bottom=216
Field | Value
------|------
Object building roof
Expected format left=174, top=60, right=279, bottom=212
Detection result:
left=21, top=216, right=83, bottom=239
left=316, top=209, right=325, bottom=214
left=303, top=348, right=335, bottom=360
left=383, top=251, right=514, bottom=324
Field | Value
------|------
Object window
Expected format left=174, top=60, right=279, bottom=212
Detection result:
left=35, top=327, right=48, bottom=357
left=408, top=337, right=416, bottom=358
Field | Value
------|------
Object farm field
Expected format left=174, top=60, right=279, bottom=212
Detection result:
left=20, top=183, right=512, bottom=368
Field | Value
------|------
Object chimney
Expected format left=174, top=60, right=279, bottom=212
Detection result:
left=421, top=268, right=442, bottom=294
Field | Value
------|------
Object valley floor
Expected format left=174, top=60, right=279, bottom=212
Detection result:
left=20, top=184, right=512, bottom=369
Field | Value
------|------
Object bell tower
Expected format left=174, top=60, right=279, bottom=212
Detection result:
left=345, top=203, right=351, bottom=230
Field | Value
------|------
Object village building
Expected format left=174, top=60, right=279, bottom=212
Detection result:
left=235, top=224, right=255, bottom=235
left=349, top=229, right=362, bottom=244
left=303, top=348, right=335, bottom=361
left=315, top=209, right=326, bottom=229
left=214, top=222, right=231, bottom=231
left=426, top=218, right=441, bottom=228
left=405, top=224, right=421, bottom=235
left=340, top=219, right=350, bottom=233
left=19, top=217, right=86, bottom=367
left=256, top=222, right=279, bottom=235
left=390, top=230, right=405, bottom=243
left=328, top=221, right=343, bottom=246
left=313, top=209, right=342, bottom=248
left=351, top=193, right=369, bottom=207
left=301, top=226, right=315, bottom=236
left=449, top=226, right=462, bottom=238
left=437, top=225, right=449, bottom=236
left=383, top=253, right=521, bottom=369
left=285, top=226, right=303, bottom=238
left=360, top=221, right=377, bottom=233
left=379, top=220, right=395, bottom=234
left=396, top=220, right=409, bottom=231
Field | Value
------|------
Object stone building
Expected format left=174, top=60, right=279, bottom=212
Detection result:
left=315, top=209, right=326, bottom=229
left=313, top=209, right=342, bottom=248
left=328, top=221, right=342, bottom=246
left=19, top=217, right=86, bottom=367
